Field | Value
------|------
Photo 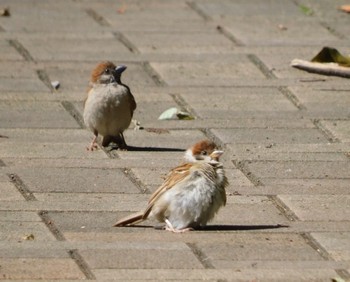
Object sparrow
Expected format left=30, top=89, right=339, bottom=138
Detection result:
left=83, top=61, right=136, bottom=151
left=114, top=140, right=228, bottom=232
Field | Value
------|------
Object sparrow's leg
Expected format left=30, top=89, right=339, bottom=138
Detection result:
left=164, top=219, right=193, bottom=233
left=115, top=133, right=128, bottom=150
left=87, top=135, right=98, bottom=151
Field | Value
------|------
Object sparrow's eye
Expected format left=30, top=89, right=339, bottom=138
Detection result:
left=201, top=150, right=207, bottom=155
left=104, top=68, right=111, bottom=74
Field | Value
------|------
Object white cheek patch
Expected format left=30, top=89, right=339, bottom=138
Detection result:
left=184, top=149, right=196, bottom=162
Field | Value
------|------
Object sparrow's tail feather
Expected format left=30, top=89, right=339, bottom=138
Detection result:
left=114, top=211, right=145, bottom=227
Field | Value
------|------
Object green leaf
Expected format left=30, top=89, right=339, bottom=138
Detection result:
left=158, top=107, right=178, bottom=120
left=177, top=111, right=194, bottom=120
left=299, top=4, right=314, bottom=16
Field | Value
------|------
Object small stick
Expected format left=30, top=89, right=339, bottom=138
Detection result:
left=291, top=59, right=350, bottom=78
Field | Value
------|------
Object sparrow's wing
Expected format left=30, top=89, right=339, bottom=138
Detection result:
left=142, top=163, right=192, bottom=219
left=114, top=163, right=191, bottom=227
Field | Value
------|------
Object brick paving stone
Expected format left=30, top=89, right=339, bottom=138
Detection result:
left=12, top=167, right=138, bottom=193
left=0, top=258, right=85, bottom=280
left=0, top=211, right=41, bottom=222
left=0, top=182, right=24, bottom=201
left=290, top=86, right=350, bottom=118
left=90, top=0, right=204, bottom=31
left=212, top=128, right=329, bottom=144
left=0, top=101, right=80, bottom=128
left=320, top=120, right=350, bottom=142
left=0, top=40, right=24, bottom=60
left=278, top=195, right=350, bottom=221
left=93, top=268, right=340, bottom=281
left=311, top=232, right=350, bottom=261
left=80, top=243, right=204, bottom=269
left=150, top=59, right=266, bottom=86
left=194, top=0, right=301, bottom=19
left=245, top=160, right=350, bottom=179
left=125, top=32, right=235, bottom=54
left=179, top=87, right=299, bottom=119
left=34, top=193, right=148, bottom=212
left=197, top=233, right=322, bottom=261
left=116, top=129, right=208, bottom=150
left=0, top=78, right=48, bottom=92
left=215, top=195, right=289, bottom=226
left=0, top=143, right=107, bottom=159
left=0, top=222, right=56, bottom=241
left=0, top=0, right=101, bottom=32
left=0, top=128, right=90, bottom=143
left=20, top=36, right=132, bottom=61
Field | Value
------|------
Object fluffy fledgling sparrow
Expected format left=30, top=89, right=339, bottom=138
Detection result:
left=83, top=61, right=136, bottom=151
left=114, top=140, right=228, bottom=232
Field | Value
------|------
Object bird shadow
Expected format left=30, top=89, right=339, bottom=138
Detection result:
left=120, top=224, right=289, bottom=231
left=196, top=224, right=289, bottom=231
left=111, top=145, right=185, bottom=152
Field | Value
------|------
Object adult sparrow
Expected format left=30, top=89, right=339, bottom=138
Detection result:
left=83, top=61, right=136, bottom=151
left=114, top=140, right=228, bottom=232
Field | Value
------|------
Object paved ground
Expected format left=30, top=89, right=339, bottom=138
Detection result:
left=0, top=0, right=350, bottom=281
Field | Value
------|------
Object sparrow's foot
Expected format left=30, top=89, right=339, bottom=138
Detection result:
left=86, top=136, right=98, bottom=151
left=164, top=219, right=193, bottom=233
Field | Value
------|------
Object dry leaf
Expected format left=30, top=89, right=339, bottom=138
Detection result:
left=117, top=5, right=127, bottom=14
left=23, top=234, right=35, bottom=240
left=278, top=24, right=287, bottom=30
left=145, top=128, right=170, bottom=134
left=0, top=7, right=10, bottom=17
left=340, top=5, right=350, bottom=13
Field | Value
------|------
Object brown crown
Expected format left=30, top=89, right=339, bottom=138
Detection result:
left=90, top=61, right=116, bottom=83
left=191, top=140, right=217, bottom=156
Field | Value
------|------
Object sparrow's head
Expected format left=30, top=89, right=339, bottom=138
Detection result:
left=184, top=139, right=220, bottom=162
left=90, top=61, right=127, bottom=84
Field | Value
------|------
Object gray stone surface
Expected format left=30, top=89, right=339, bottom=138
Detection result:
left=1, top=0, right=350, bottom=280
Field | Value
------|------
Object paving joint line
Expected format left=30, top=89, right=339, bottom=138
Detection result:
left=38, top=210, right=66, bottom=241
left=170, top=93, right=198, bottom=119
left=85, top=8, right=110, bottom=26
left=269, top=195, right=299, bottom=222
left=186, top=243, right=215, bottom=269
left=301, top=233, right=350, bottom=279
left=142, top=62, right=167, bottom=86
left=186, top=1, right=211, bottom=21
left=114, top=32, right=140, bottom=54
left=7, top=173, right=36, bottom=201
left=247, top=54, right=276, bottom=79
left=36, top=69, right=55, bottom=92
left=123, top=168, right=151, bottom=194
left=200, top=128, right=225, bottom=150
left=232, top=160, right=263, bottom=186
left=216, top=25, right=244, bottom=46
left=61, top=101, right=85, bottom=129
left=313, top=119, right=340, bottom=143
left=68, top=249, right=96, bottom=280
left=319, top=21, right=345, bottom=39
left=278, top=86, right=306, bottom=110
left=8, top=39, right=35, bottom=61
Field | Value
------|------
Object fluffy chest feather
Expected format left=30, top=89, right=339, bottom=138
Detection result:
left=83, top=84, right=133, bottom=135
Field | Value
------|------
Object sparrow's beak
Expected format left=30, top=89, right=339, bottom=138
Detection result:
left=115, top=65, right=127, bottom=74
left=210, top=150, right=224, bottom=160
